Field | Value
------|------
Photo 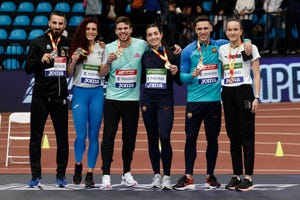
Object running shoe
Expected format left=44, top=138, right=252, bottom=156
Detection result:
left=225, top=176, right=241, bottom=190
left=173, top=175, right=195, bottom=190
left=27, top=177, right=41, bottom=188
left=235, top=178, right=253, bottom=191
left=121, top=172, right=138, bottom=187
left=205, top=174, right=221, bottom=189
left=150, top=174, right=162, bottom=188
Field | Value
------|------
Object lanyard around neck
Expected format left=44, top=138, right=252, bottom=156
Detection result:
left=116, top=39, right=131, bottom=57
left=197, top=40, right=209, bottom=64
left=151, top=47, right=171, bottom=69
left=49, top=33, right=61, bottom=53
left=151, top=47, right=169, bottom=62
left=228, top=43, right=241, bottom=82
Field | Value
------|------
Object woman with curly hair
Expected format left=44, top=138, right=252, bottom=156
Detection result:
left=67, top=17, right=108, bottom=188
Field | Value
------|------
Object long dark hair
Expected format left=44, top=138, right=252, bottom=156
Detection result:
left=145, top=23, right=166, bottom=47
left=69, top=17, right=100, bottom=63
left=145, top=23, right=176, bottom=60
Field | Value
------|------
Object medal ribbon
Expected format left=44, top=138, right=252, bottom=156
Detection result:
left=197, top=40, right=204, bottom=65
left=49, top=33, right=61, bottom=54
left=77, top=43, right=94, bottom=56
left=77, top=47, right=89, bottom=56
left=116, top=39, right=131, bottom=56
left=151, top=47, right=169, bottom=64
left=228, top=43, right=241, bottom=83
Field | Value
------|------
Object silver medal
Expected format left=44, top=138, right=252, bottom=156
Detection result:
left=76, top=48, right=82, bottom=55
left=51, top=51, right=57, bottom=58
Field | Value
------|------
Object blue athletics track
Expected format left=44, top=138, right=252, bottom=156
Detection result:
left=0, top=102, right=300, bottom=200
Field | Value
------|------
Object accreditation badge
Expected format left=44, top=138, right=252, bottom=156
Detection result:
left=45, top=57, right=67, bottom=77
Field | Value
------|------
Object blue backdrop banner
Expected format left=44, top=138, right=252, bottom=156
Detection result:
left=0, top=56, right=299, bottom=112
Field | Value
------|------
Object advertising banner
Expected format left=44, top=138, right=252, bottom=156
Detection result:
left=0, top=56, right=299, bottom=112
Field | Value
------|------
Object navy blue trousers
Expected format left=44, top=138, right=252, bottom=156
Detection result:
left=184, top=101, right=221, bottom=175
left=141, top=95, right=174, bottom=176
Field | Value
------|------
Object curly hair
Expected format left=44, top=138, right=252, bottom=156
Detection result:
left=69, top=17, right=100, bottom=64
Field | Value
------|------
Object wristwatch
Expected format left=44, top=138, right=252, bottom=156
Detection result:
left=255, top=95, right=260, bottom=100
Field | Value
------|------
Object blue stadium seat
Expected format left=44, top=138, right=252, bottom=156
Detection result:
left=8, top=29, right=27, bottom=40
left=0, top=15, right=12, bottom=25
left=3, top=58, right=20, bottom=70
left=17, top=2, right=34, bottom=12
left=0, top=46, right=4, bottom=54
left=202, top=1, right=212, bottom=12
left=12, top=15, right=31, bottom=26
left=35, top=2, right=52, bottom=12
left=24, top=45, right=30, bottom=54
left=28, top=29, right=44, bottom=40
left=72, top=2, right=85, bottom=13
left=6, top=44, right=23, bottom=55
left=0, top=1, right=16, bottom=12
left=69, top=15, right=84, bottom=26
left=258, top=14, right=267, bottom=25
left=21, top=60, right=26, bottom=69
left=0, top=29, right=8, bottom=39
left=252, top=14, right=258, bottom=24
left=31, top=15, right=48, bottom=26
left=53, top=2, right=70, bottom=13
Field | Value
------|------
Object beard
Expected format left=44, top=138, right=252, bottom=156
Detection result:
left=51, top=28, right=62, bottom=38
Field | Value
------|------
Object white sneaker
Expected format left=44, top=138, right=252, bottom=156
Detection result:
left=161, top=175, right=172, bottom=190
left=150, top=174, right=162, bottom=188
left=102, top=175, right=112, bottom=189
left=121, top=172, right=137, bottom=187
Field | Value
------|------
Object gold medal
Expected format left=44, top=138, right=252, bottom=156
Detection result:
left=116, top=39, right=131, bottom=58
left=165, top=62, right=171, bottom=69
left=116, top=50, right=122, bottom=58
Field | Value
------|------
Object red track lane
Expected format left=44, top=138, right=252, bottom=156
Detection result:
left=0, top=102, right=299, bottom=175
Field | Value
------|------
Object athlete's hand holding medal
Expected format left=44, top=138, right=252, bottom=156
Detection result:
left=114, top=39, right=131, bottom=59
left=41, top=32, right=61, bottom=63
left=41, top=52, right=54, bottom=64
left=76, top=47, right=89, bottom=56
left=192, top=40, right=206, bottom=77
left=70, top=47, right=90, bottom=65
left=69, top=49, right=80, bottom=65
left=106, top=52, right=118, bottom=66
left=193, top=59, right=205, bottom=77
